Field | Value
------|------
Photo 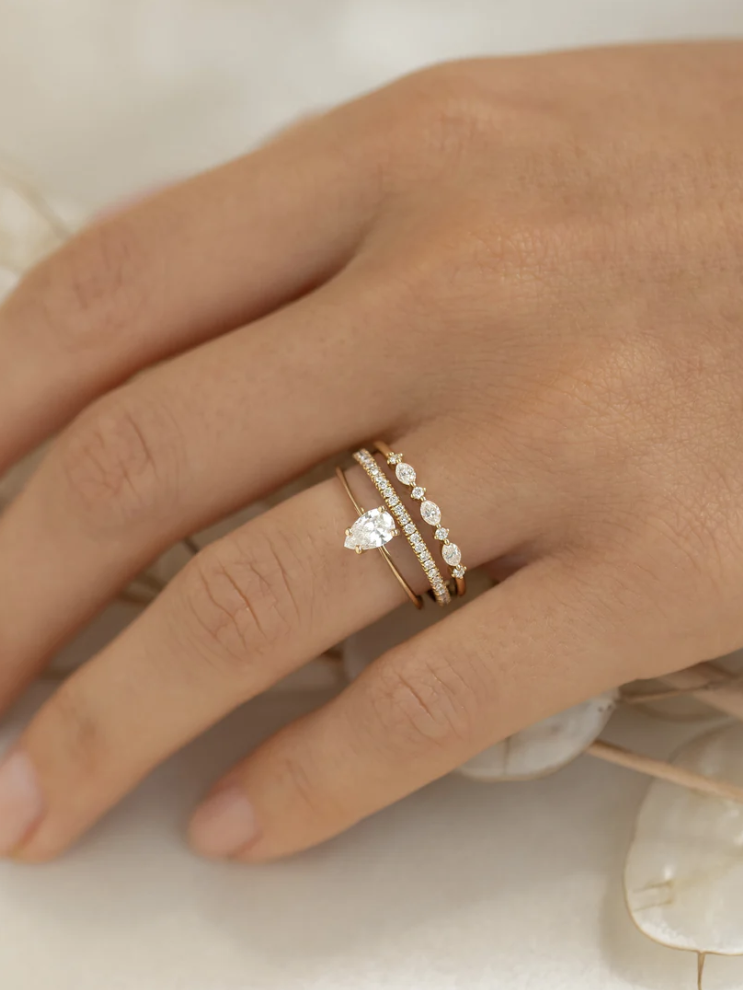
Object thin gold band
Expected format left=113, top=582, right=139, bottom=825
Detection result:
left=336, top=466, right=424, bottom=609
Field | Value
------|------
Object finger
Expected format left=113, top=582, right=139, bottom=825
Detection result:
left=0, top=271, right=435, bottom=703
left=0, top=104, right=382, bottom=470
left=0, top=441, right=512, bottom=862
left=188, top=556, right=648, bottom=862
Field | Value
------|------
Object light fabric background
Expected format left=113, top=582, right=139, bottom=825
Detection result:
left=2, top=2, right=743, bottom=988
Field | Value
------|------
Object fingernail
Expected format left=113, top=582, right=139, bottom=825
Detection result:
left=0, top=751, right=44, bottom=855
left=189, top=785, right=260, bottom=859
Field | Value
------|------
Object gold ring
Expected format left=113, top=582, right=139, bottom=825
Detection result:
left=352, top=449, right=452, bottom=606
left=372, top=440, right=467, bottom=598
left=336, top=466, right=423, bottom=609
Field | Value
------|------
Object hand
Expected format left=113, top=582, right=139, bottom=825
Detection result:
left=1, top=41, right=742, bottom=862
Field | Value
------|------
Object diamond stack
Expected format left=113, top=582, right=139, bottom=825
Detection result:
left=385, top=449, right=468, bottom=587
left=354, top=449, right=451, bottom=606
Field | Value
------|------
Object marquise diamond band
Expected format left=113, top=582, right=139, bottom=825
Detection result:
left=372, top=440, right=468, bottom=598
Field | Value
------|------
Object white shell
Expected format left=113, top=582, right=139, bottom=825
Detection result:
left=457, top=693, right=618, bottom=782
left=625, top=722, right=743, bottom=956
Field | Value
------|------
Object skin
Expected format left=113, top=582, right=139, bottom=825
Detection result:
left=1, top=41, right=743, bottom=862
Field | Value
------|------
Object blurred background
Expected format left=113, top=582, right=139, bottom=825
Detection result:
left=2, top=0, right=743, bottom=214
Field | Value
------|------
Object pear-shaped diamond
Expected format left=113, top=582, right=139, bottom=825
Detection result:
left=344, top=508, right=398, bottom=552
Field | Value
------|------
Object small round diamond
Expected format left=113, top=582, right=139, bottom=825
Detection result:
left=442, top=543, right=462, bottom=567
left=434, top=528, right=449, bottom=541
left=404, top=523, right=415, bottom=535
left=452, top=565, right=467, bottom=579
left=420, top=500, right=441, bottom=526
left=411, top=487, right=425, bottom=500
left=395, top=463, right=417, bottom=486
left=387, top=452, right=403, bottom=466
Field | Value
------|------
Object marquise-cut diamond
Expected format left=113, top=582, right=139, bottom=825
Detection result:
left=396, top=462, right=417, bottom=486
left=344, top=508, right=397, bottom=552
left=442, top=542, right=462, bottom=567
left=420, top=500, right=441, bottom=526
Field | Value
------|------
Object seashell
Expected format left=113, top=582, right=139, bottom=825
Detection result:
left=457, top=692, right=617, bottom=782
left=625, top=722, right=743, bottom=974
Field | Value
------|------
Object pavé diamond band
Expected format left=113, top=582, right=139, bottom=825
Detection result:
left=352, top=448, right=452, bottom=606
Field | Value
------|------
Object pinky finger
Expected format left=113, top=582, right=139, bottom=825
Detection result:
left=188, top=555, right=639, bottom=862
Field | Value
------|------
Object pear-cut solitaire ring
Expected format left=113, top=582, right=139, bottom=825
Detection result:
left=336, top=467, right=423, bottom=609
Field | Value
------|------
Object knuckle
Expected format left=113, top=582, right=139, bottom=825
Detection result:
left=270, top=746, right=326, bottom=821
left=389, top=63, right=499, bottom=169
left=366, top=652, right=478, bottom=754
left=179, top=530, right=304, bottom=687
left=58, top=393, right=176, bottom=529
left=31, top=219, right=148, bottom=356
